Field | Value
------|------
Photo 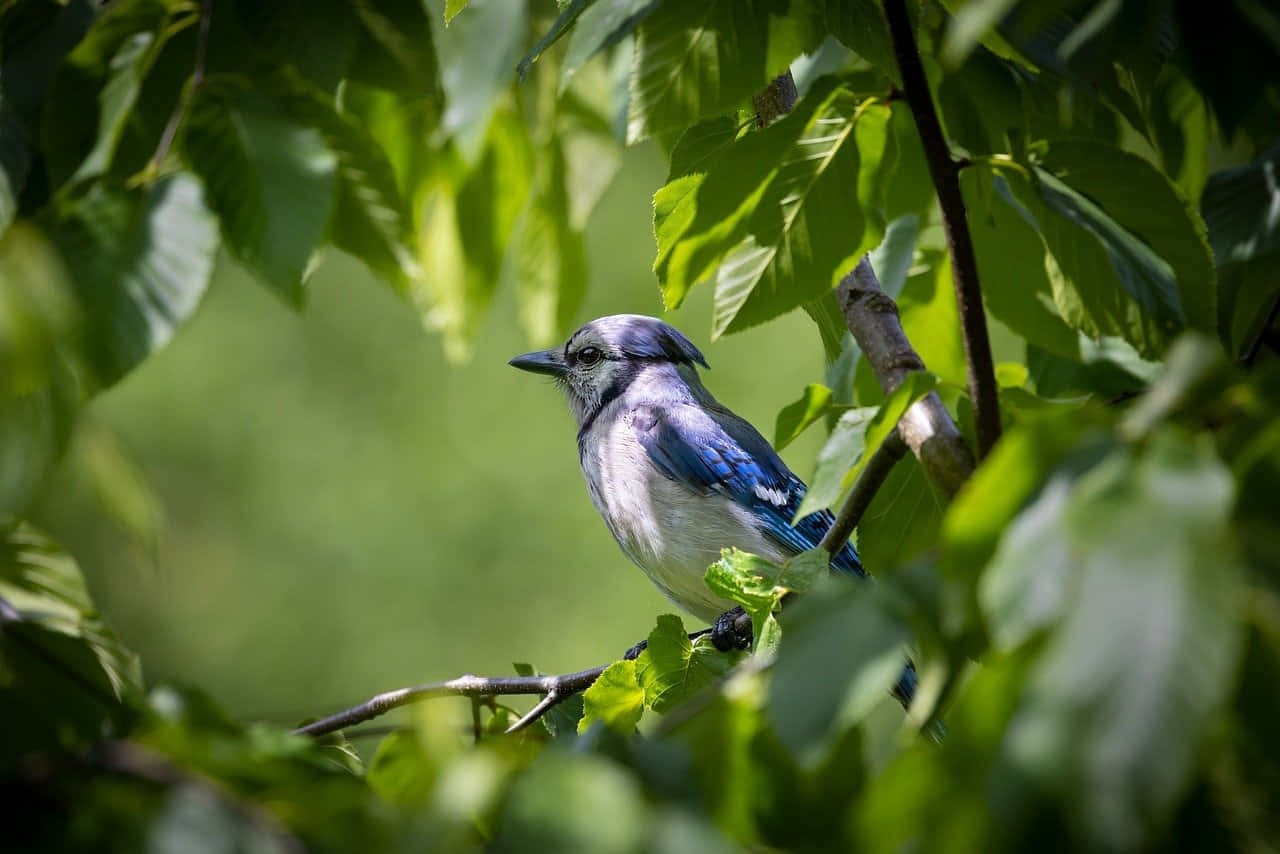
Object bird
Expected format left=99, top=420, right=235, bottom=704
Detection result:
left=509, top=314, right=915, bottom=704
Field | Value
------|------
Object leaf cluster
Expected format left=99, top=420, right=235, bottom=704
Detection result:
left=3, top=0, right=1280, bottom=851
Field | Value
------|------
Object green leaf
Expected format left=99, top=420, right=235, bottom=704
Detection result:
left=579, top=659, right=645, bottom=733
left=45, top=174, right=218, bottom=387
left=0, top=98, right=28, bottom=233
left=367, top=730, right=434, bottom=807
left=817, top=0, right=898, bottom=82
left=651, top=117, right=737, bottom=301
left=626, top=0, right=813, bottom=143
left=1147, top=66, right=1211, bottom=203
left=867, top=213, right=918, bottom=299
left=38, top=0, right=170, bottom=189
left=704, top=548, right=824, bottom=651
left=518, top=0, right=591, bottom=80
left=1201, top=141, right=1280, bottom=267
left=1201, top=143, right=1280, bottom=358
left=417, top=107, right=533, bottom=360
left=0, top=225, right=81, bottom=520
left=69, top=15, right=171, bottom=184
left=855, top=454, right=945, bottom=572
left=656, top=77, right=892, bottom=335
left=184, top=86, right=337, bottom=305
left=349, top=0, right=441, bottom=97
left=562, top=0, right=660, bottom=87
left=515, top=135, right=588, bottom=346
left=444, top=0, right=470, bottom=24
left=942, top=412, right=1084, bottom=577
left=895, top=250, right=966, bottom=389
left=0, top=523, right=140, bottom=768
left=769, top=576, right=909, bottom=761
left=1037, top=140, right=1217, bottom=336
left=557, top=91, right=623, bottom=229
left=773, top=383, right=833, bottom=450
left=1000, top=433, right=1244, bottom=848
left=497, top=753, right=647, bottom=853
left=963, top=168, right=1079, bottom=358
left=798, top=405, right=876, bottom=515
left=430, top=0, right=526, bottom=159
left=797, top=371, right=937, bottom=517
left=270, top=81, right=420, bottom=295
left=635, top=614, right=735, bottom=713
left=0, top=522, right=141, bottom=697
left=978, top=474, right=1074, bottom=649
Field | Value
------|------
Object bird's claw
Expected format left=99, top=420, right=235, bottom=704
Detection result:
left=711, top=606, right=752, bottom=652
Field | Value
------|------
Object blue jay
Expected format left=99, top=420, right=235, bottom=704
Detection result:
left=510, top=314, right=914, bottom=703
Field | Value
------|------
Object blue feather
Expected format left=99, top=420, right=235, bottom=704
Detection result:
left=633, top=403, right=864, bottom=576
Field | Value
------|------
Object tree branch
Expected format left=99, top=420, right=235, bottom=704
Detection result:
left=295, top=666, right=606, bottom=738
left=838, top=258, right=975, bottom=496
left=880, top=0, right=1001, bottom=460
left=296, top=629, right=714, bottom=738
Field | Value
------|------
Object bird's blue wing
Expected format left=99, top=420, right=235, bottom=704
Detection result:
left=632, top=404, right=864, bottom=576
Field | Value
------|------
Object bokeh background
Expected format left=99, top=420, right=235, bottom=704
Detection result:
left=31, top=143, right=829, bottom=723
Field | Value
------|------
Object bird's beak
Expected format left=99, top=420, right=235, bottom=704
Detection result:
left=508, top=348, right=566, bottom=377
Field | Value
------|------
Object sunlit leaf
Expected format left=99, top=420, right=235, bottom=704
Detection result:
left=963, top=168, right=1080, bottom=359
left=635, top=614, right=735, bottom=713
left=515, top=135, right=587, bottom=346
left=1037, top=141, right=1217, bottom=337
left=773, top=383, right=833, bottom=450
left=518, top=0, right=591, bottom=79
left=561, top=0, right=660, bottom=87
left=579, top=659, right=645, bottom=734
left=45, top=173, right=218, bottom=386
left=797, top=371, right=937, bottom=517
left=626, top=0, right=814, bottom=142
left=184, top=86, right=337, bottom=305
left=655, top=77, right=892, bottom=336
left=430, top=0, right=525, bottom=159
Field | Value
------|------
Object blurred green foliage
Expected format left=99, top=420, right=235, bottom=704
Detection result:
left=2, top=0, right=1279, bottom=851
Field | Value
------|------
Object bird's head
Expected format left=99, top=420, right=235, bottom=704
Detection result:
left=509, top=314, right=708, bottom=426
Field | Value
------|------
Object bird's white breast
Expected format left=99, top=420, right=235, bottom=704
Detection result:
left=579, top=404, right=787, bottom=623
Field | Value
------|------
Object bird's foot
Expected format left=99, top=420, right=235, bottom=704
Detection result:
left=710, top=606, right=753, bottom=652
left=622, top=639, right=648, bottom=661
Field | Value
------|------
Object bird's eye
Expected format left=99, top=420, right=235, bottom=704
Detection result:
left=577, top=346, right=602, bottom=367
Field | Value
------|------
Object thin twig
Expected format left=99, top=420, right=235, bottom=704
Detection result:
left=837, top=258, right=975, bottom=495
left=881, top=0, right=1001, bottom=460
left=149, top=0, right=213, bottom=173
left=506, top=691, right=568, bottom=733
left=819, top=430, right=909, bottom=555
